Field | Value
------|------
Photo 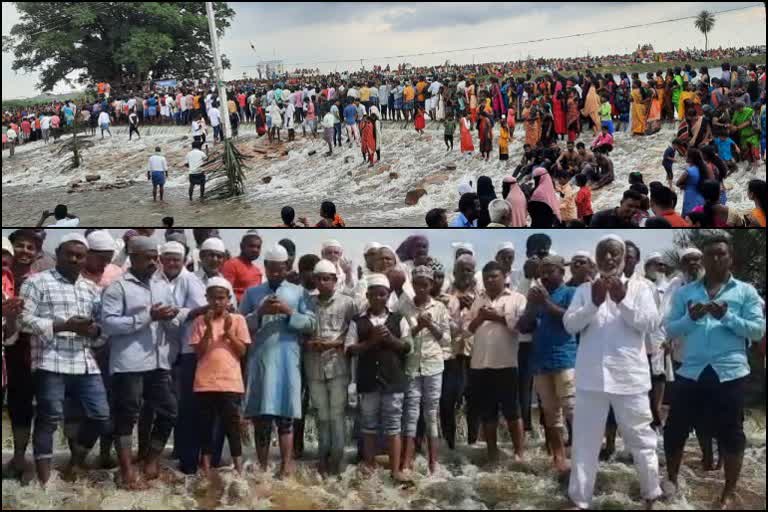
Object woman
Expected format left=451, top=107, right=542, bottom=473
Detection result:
left=478, top=112, right=492, bottom=161
left=255, top=105, right=267, bottom=137
left=745, top=179, right=766, bottom=227
left=645, top=79, right=662, bottom=135
left=414, top=107, right=426, bottom=135
left=678, top=83, right=697, bottom=124
left=523, top=101, right=541, bottom=147
left=566, top=90, right=580, bottom=142
left=528, top=167, right=561, bottom=228
left=630, top=80, right=647, bottom=136
left=552, top=80, right=566, bottom=141
left=540, top=104, right=556, bottom=147
left=689, top=180, right=729, bottom=228
left=491, top=78, right=506, bottom=120
left=476, top=176, right=497, bottom=228
left=499, top=120, right=510, bottom=162
left=360, top=116, right=376, bottom=167
left=581, top=82, right=601, bottom=136
left=676, top=147, right=708, bottom=217
left=671, top=67, right=684, bottom=120
left=502, top=176, right=528, bottom=227
left=468, top=79, right=478, bottom=126
left=459, top=112, right=474, bottom=154
left=700, top=146, right=729, bottom=205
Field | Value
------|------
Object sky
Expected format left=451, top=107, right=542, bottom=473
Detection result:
left=2, top=2, right=766, bottom=99
left=1, top=228, right=678, bottom=269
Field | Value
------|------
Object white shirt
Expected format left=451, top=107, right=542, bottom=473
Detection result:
left=147, top=154, right=168, bottom=172
left=186, top=149, right=207, bottom=175
left=207, top=107, right=221, bottom=127
left=97, top=112, right=110, bottom=125
left=564, top=278, right=660, bottom=395
left=51, top=217, right=80, bottom=227
left=322, top=112, right=335, bottom=129
left=40, top=116, right=51, bottom=130
left=191, top=120, right=202, bottom=136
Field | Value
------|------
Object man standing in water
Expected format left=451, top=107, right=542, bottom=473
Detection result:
left=664, top=235, right=765, bottom=509
left=147, top=147, right=169, bottom=202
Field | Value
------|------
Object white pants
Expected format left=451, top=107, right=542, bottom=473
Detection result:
left=568, top=390, right=662, bottom=509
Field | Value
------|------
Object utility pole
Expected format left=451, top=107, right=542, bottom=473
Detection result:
left=206, top=1, right=232, bottom=139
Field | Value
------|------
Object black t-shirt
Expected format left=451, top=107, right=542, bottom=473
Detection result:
left=589, top=208, right=635, bottom=228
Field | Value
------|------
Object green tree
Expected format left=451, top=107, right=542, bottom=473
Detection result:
left=5, top=2, right=235, bottom=92
left=694, top=10, right=716, bottom=52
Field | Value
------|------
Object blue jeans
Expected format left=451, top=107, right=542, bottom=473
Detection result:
left=333, top=123, right=342, bottom=146
left=403, top=373, right=442, bottom=438
left=308, top=375, right=348, bottom=467
left=34, top=370, right=110, bottom=460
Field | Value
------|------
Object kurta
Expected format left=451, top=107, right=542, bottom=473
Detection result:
left=240, top=281, right=316, bottom=419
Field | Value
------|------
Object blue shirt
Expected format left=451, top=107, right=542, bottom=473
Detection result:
left=449, top=213, right=477, bottom=228
left=665, top=275, right=765, bottom=383
left=343, top=104, right=358, bottom=126
left=530, top=285, right=577, bottom=373
left=713, top=137, right=736, bottom=161
left=682, top=165, right=705, bottom=216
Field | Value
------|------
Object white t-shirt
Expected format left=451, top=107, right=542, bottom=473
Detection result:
left=148, top=154, right=168, bottom=172
left=51, top=217, right=80, bottom=227
left=207, top=107, right=221, bottom=127
left=191, top=120, right=202, bottom=137
left=186, top=149, right=207, bottom=175
left=40, top=116, right=51, bottom=130
left=97, top=112, right=111, bottom=125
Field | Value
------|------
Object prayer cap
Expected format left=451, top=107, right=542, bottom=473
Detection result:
left=367, top=273, right=390, bottom=290
left=128, top=236, right=157, bottom=254
left=264, top=244, right=289, bottom=263
left=451, top=242, right=475, bottom=255
left=206, top=276, right=231, bottom=292
left=496, top=242, right=515, bottom=254
left=364, top=242, right=382, bottom=254
left=570, top=250, right=593, bottom=263
left=322, top=239, right=343, bottom=250
left=456, top=254, right=476, bottom=265
left=678, top=247, right=702, bottom=259
left=58, top=233, right=89, bottom=250
left=598, top=234, right=624, bottom=245
left=160, top=241, right=185, bottom=257
left=540, top=255, right=566, bottom=270
left=412, top=265, right=434, bottom=281
left=2, top=237, right=14, bottom=256
left=243, top=229, right=261, bottom=239
left=313, top=259, right=338, bottom=275
left=86, top=230, right=116, bottom=252
left=645, top=252, right=664, bottom=264
left=200, top=238, right=226, bottom=253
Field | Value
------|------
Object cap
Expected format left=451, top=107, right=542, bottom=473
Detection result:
left=540, top=255, right=566, bottom=269
left=412, top=265, right=434, bottom=281
left=496, top=242, right=515, bottom=254
left=263, top=244, right=289, bottom=262
left=200, top=237, right=226, bottom=254
left=367, top=273, right=390, bottom=289
left=322, top=239, right=343, bottom=250
left=160, top=241, right=185, bottom=257
left=58, top=233, right=89, bottom=250
left=645, top=252, right=664, bottom=264
left=205, top=276, right=232, bottom=293
left=363, top=242, right=382, bottom=254
left=313, top=259, right=337, bottom=275
left=678, top=247, right=702, bottom=259
left=86, top=230, right=116, bottom=252
left=128, top=236, right=157, bottom=254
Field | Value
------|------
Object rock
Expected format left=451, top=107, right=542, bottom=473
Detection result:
left=281, top=150, right=289, bottom=156
left=308, top=150, right=317, bottom=156
left=389, top=172, right=399, bottom=180
left=347, top=171, right=353, bottom=177
left=344, top=156, right=354, bottom=164
left=422, top=173, right=449, bottom=185
left=85, top=174, right=101, bottom=183
left=254, top=148, right=268, bottom=155
left=261, top=177, right=272, bottom=184
left=405, top=188, right=427, bottom=206
left=374, top=164, right=392, bottom=175
left=70, top=183, right=81, bottom=189
left=444, top=163, right=457, bottom=170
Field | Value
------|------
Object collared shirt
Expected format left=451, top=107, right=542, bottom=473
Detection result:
left=468, top=288, right=527, bottom=370
left=81, top=263, right=124, bottom=289
left=530, top=285, right=578, bottom=374
left=449, top=212, right=478, bottom=228
left=221, top=256, right=263, bottom=303
left=400, top=297, right=450, bottom=377
left=305, top=292, right=357, bottom=381
left=19, top=269, right=105, bottom=375
left=101, top=271, right=180, bottom=374
left=666, top=275, right=765, bottom=383
left=564, top=278, right=659, bottom=394
left=446, top=284, right=479, bottom=358
left=157, top=268, right=207, bottom=356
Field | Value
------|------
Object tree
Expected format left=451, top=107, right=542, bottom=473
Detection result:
left=694, top=10, right=716, bottom=52
left=5, top=2, right=235, bottom=93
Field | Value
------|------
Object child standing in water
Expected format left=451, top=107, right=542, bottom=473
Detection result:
left=415, top=107, right=426, bottom=135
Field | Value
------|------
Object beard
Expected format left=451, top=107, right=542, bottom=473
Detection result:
left=684, top=267, right=705, bottom=282
left=597, top=258, right=625, bottom=278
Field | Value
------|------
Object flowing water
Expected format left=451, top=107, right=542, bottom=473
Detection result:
left=2, top=408, right=765, bottom=510
left=3, top=120, right=765, bottom=227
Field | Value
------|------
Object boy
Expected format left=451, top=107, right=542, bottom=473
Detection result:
left=443, top=117, right=456, bottom=151
left=662, top=139, right=683, bottom=188
left=189, top=277, right=250, bottom=477
left=599, top=95, right=614, bottom=135
left=713, top=133, right=741, bottom=176
left=574, top=173, right=593, bottom=225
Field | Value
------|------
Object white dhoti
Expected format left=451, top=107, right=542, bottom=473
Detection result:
left=568, top=390, right=662, bottom=509
left=436, top=96, right=445, bottom=121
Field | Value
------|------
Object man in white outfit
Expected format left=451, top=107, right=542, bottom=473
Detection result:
left=564, top=234, right=662, bottom=509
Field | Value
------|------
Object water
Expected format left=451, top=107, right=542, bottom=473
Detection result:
left=2, top=408, right=765, bottom=510
left=4, top=120, right=765, bottom=227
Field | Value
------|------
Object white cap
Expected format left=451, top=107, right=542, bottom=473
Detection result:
left=496, top=242, right=515, bottom=254
left=571, top=250, right=592, bottom=262
left=2, top=237, right=13, bottom=256
left=322, top=239, right=343, bottom=250
left=364, top=242, right=382, bottom=254
left=264, top=244, right=289, bottom=262
left=86, top=230, right=116, bottom=252
left=678, top=247, right=703, bottom=259
left=205, top=276, right=231, bottom=293
left=367, top=273, right=390, bottom=289
left=200, top=237, right=226, bottom=254
left=313, top=259, right=338, bottom=275
left=598, top=234, right=624, bottom=246
left=451, top=242, right=475, bottom=255
left=58, top=233, right=89, bottom=249
left=160, top=241, right=185, bottom=256
left=646, top=252, right=664, bottom=263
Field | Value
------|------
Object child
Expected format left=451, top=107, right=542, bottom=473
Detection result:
left=414, top=107, right=426, bottom=135
left=190, top=277, right=251, bottom=477
left=443, top=117, right=456, bottom=151
left=590, top=125, right=614, bottom=154
left=555, top=171, right=577, bottom=222
left=345, top=274, right=412, bottom=484
left=599, top=94, right=614, bottom=134
left=499, top=119, right=510, bottom=162
left=574, top=173, right=593, bottom=225
left=662, top=139, right=683, bottom=188
left=713, top=133, right=741, bottom=176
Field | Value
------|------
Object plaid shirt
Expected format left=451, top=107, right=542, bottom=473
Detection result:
left=19, top=269, right=105, bottom=375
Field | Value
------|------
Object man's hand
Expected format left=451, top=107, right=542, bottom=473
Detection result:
left=591, top=277, right=609, bottom=307
left=687, top=301, right=708, bottom=321
left=150, top=303, right=178, bottom=321
left=65, top=316, right=96, bottom=337
left=527, top=286, right=549, bottom=306
left=607, top=277, right=626, bottom=304
left=340, top=257, right=353, bottom=276
left=458, top=295, right=474, bottom=310
left=707, top=301, right=728, bottom=320
left=2, top=297, right=24, bottom=317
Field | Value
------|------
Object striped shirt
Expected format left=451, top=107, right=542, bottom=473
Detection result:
left=305, top=292, right=358, bottom=381
left=19, top=269, right=105, bottom=375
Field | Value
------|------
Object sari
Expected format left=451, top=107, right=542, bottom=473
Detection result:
left=553, top=82, right=567, bottom=135
left=566, top=97, right=580, bottom=142
left=523, top=107, right=541, bottom=147
left=631, top=88, right=647, bottom=135
left=581, top=85, right=601, bottom=132
left=646, top=89, right=662, bottom=134
left=459, top=117, right=474, bottom=153
left=478, top=116, right=492, bottom=153
left=678, top=91, right=695, bottom=120
left=672, top=75, right=684, bottom=118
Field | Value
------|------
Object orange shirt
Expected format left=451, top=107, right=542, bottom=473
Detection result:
left=416, top=81, right=427, bottom=101
left=193, top=95, right=201, bottom=110
left=189, top=314, right=251, bottom=393
left=403, top=85, right=415, bottom=102
left=221, top=256, right=263, bottom=302
left=660, top=210, right=692, bottom=227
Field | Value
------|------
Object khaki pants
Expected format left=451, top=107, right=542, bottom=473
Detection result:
left=534, top=369, right=575, bottom=430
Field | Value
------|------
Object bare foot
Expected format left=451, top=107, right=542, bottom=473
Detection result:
left=279, top=460, right=296, bottom=479
left=118, top=471, right=150, bottom=491
left=392, top=471, right=414, bottom=486
left=144, top=459, right=160, bottom=481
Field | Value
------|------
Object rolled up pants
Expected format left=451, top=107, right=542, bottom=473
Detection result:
left=568, top=390, right=662, bottom=509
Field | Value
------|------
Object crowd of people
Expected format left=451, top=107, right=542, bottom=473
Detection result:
left=1, top=228, right=765, bottom=510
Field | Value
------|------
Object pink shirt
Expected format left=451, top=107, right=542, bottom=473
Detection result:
left=189, top=314, right=251, bottom=393
left=81, top=264, right=123, bottom=289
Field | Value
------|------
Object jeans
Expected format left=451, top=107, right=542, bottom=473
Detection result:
left=333, top=123, right=342, bottom=146
left=360, top=392, right=404, bottom=436
left=517, top=343, right=534, bottom=431
left=34, top=370, right=110, bottom=460
left=112, top=370, right=178, bottom=454
left=308, top=375, right=348, bottom=466
left=403, top=373, right=442, bottom=438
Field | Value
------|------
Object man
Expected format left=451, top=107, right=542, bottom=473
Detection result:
left=207, top=103, right=222, bottom=143
left=425, top=208, right=448, bottom=228
left=128, top=110, right=140, bottom=141
left=487, top=199, right=512, bottom=227
left=36, top=205, right=80, bottom=228
left=186, top=141, right=208, bottom=201
left=98, top=109, right=112, bottom=139
left=240, top=244, right=316, bottom=478
left=589, top=189, right=644, bottom=228
left=450, top=193, right=481, bottom=228
left=147, top=147, right=169, bottom=202
left=467, top=261, right=527, bottom=462
left=19, top=234, right=110, bottom=485
left=306, top=259, right=357, bottom=475
left=195, top=237, right=234, bottom=301
left=221, top=230, right=263, bottom=303
left=650, top=185, right=690, bottom=227
left=320, top=239, right=356, bottom=292
left=518, top=255, right=577, bottom=473
left=101, top=236, right=180, bottom=489
left=664, top=235, right=765, bottom=509
left=343, top=100, right=360, bottom=147
left=564, top=235, right=662, bottom=510
left=567, top=252, right=594, bottom=288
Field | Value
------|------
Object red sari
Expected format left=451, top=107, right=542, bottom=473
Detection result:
left=414, top=110, right=426, bottom=131
left=361, top=120, right=376, bottom=163
left=553, top=82, right=567, bottom=135
left=459, top=117, right=474, bottom=153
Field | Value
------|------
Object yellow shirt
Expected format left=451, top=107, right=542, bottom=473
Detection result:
left=403, top=86, right=415, bottom=102
left=359, top=86, right=370, bottom=102
left=416, top=81, right=427, bottom=101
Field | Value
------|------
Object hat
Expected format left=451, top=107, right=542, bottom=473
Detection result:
left=200, top=237, right=226, bottom=253
left=128, top=236, right=157, bottom=254
left=367, top=273, right=390, bottom=289
left=322, top=239, right=342, bottom=250
left=363, top=242, right=382, bottom=254
left=86, top=230, right=116, bottom=252
left=243, top=229, right=261, bottom=239
left=678, top=247, right=702, bottom=259
left=205, top=276, right=231, bottom=293
left=540, top=255, right=566, bottom=269
left=598, top=234, right=624, bottom=246
left=451, top=242, right=475, bottom=255
left=496, top=242, right=515, bottom=254
left=645, top=252, right=664, bottom=264
left=160, top=241, right=185, bottom=257
left=313, top=259, right=338, bottom=275
left=412, top=265, right=434, bottom=281
left=570, top=250, right=592, bottom=263
left=429, top=258, right=444, bottom=274
left=264, top=244, right=289, bottom=263
left=58, top=233, right=89, bottom=250
left=2, top=237, right=14, bottom=256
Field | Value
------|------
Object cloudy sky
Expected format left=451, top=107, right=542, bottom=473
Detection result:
left=2, top=228, right=678, bottom=268
left=2, top=2, right=765, bottom=99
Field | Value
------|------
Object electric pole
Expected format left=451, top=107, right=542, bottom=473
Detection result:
left=205, top=1, right=232, bottom=140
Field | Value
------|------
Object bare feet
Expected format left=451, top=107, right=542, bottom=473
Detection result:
left=118, top=469, right=150, bottom=491
left=392, top=471, right=414, bottom=486
left=143, top=457, right=160, bottom=481
left=279, top=459, right=296, bottom=479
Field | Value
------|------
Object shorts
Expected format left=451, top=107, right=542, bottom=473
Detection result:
left=500, top=153, right=509, bottom=161
left=189, top=173, right=206, bottom=186
left=403, top=100, right=414, bottom=111
left=148, top=107, right=157, bottom=117
left=534, top=369, right=575, bottom=429
left=360, top=391, right=404, bottom=436
left=469, top=367, right=520, bottom=423
left=151, top=171, right=166, bottom=186
left=394, top=97, right=403, bottom=109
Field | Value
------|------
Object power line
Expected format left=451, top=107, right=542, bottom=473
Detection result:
left=10, top=2, right=116, bottom=38
left=243, top=3, right=764, bottom=69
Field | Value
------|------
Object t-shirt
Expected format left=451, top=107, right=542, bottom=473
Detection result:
left=147, top=154, right=168, bottom=172
left=192, top=121, right=203, bottom=137
left=714, top=137, right=736, bottom=161
left=221, top=256, right=263, bottom=302
left=186, top=149, right=207, bottom=175
left=343, top=104, right=358, bottom=125
left=207, top=107, right=221, bottom=127
left=599, top=102, right=612, bottom=121
left=97, top=112, right=110, bottom=126
left=403, top=86, right=415, bottom=102
left=189, top=314, right=251, bottom=393
left=51, top=217, right=80, bottom=227
left=40, top=117, right=51, bottom=130
left=662, top=146, right=676, bottom=171
left=530, top=285, right=577, bottom=373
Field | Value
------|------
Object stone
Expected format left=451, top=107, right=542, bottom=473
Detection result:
left=347, top=171, right=353, bottom=177
left=85, top=174, right=101, bottom=183
left=261, top=177, right=272, bottom=184
left=374, top=164, right=392, bottom=175
left=344, top=156, right=354, bottom=164
left=444, top=163, right=457, bottom=170
left=308, top=150, right=317, bottom=156
left=405, top=188, right=427, bottom=206
left=281, top=150, right=289, bottom=156
left=389, top=172, right=399, bottom=180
